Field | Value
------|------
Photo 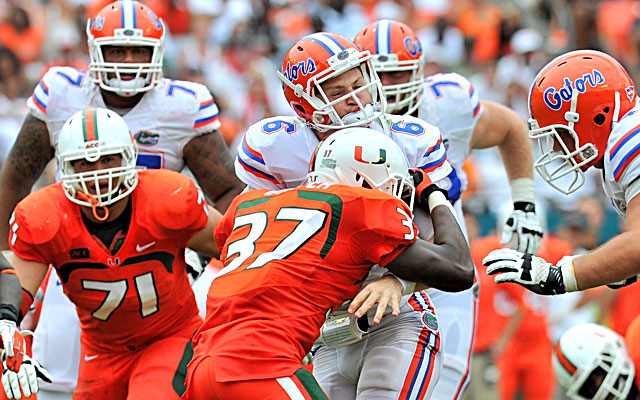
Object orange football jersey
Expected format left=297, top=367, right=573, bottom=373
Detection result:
left=9, top=169, right=208, bottom=352
left=193, top=182, right=418, bottom=382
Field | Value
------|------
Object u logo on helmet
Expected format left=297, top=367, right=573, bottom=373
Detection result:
left=283, top=58, right=317, bottom=82
left=404, top=37, right=422, bottom=57
left=354, top=146, right=386, bottom=165
left=543, top=69, right=605, bottom=111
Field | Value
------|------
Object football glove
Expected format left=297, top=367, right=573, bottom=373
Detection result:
left=0, top=320, right=52, bottom=399
left=483, top=249, right=574, bottom=295
left=409, top=168, right=448, bottom=213
left=501, top=202, right=543, bottom=254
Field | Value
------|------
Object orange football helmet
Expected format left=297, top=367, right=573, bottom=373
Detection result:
left=276, top=32, right=385, bottom=132
left=87, top=1, right=165, bottom=97
left=354, top=20, right=425, bottom=114
left=529, top=50, right=637, bottom=194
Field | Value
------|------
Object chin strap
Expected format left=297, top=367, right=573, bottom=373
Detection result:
left=75, top=191, right=109, bottom=221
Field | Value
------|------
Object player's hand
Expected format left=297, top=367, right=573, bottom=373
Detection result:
left=483, top=248, right=568, bottom=295
left=0, top=321, right=52, bottom=399
left=501, top=202, right=543, bottom=254
left=348, top=275, right=402, bottom=324
left=2, top=352, right=52, bottom=399
left=409, top=168, right=448, bottom=213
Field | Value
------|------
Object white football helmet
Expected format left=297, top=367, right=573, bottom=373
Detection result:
left=307, top=127, right=415, bottom=210
left=58, top=107, right=138, bottom=211
left=553, top=323, right=635, bottom=400
left=87, top=1, right=165, bottom=96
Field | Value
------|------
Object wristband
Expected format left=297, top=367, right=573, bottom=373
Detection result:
left=559, top=259, right=579, bottom=292
left=428, top=191, right=454, bottom=214
left=0, top=304, right=19, bottom=324
left=1, top=250, right=13, bottom=260
left=510, top=178, right=535, bottom=204
left=382, top=272, right=416, bottom=295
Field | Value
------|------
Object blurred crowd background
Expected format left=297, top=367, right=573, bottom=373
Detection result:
left=1, top=0, right=639, bottom=398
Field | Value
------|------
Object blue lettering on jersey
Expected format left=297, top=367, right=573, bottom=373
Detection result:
left=543, top=69, right=605, bottom=111
left=283, top=58, right=317, bottom=82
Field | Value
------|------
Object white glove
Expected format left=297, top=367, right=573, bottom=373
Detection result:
left=501, top=202, right=543, bottom=254
left=0, top=321, right=52, bottom=399
left=2, top=353, right=52, bottom=399
left=483, top=249, right=577, bottom=295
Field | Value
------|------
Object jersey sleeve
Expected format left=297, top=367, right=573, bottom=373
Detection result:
left=387, top=114, right=460, bottom=202
left=234, top=117, right=310, bottom=191
left=421, top=72, right=483, bottom=138
left=26, top=66, right=88, bottom=123
left=347, top=194, right=417, bottom=268
left=9, top=192, right=62, bottom=264
left=606, top=120, right=640, bottom=206
left=144, top=170, right=209, bottom=243
left=191, top=82, right=221, bottom=135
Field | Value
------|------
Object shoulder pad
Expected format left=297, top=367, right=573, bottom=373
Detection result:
left=157, top=79, right=221, bottom=132
left=27, top=66, right=89, bottom=119
left=11, top=185, right=75, bottom=246
left=135, top=170, right=207, bottom=233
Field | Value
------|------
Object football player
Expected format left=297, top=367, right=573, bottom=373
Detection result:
left=0, top=2, right=242, bottom=397
left=184, top=128, right=474, bottom=400
left=235, top=31, right=464, bottom=399
left=482, top=51, right=640, bottom=296
left=0, top=107, right=221, bottom=400
left=554, top=323, right=637, bottom=400
left=352, top=19, right=543, bottom=399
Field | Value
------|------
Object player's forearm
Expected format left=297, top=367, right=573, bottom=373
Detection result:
left=497, top=120, right=534, bottom=182
left=387, top=204, right=474, bottom=291
left=573, top=230, right=640, bottom=289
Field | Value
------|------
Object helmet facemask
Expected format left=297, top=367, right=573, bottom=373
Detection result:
left=87, top=22, right=165, bottom=97
left=372, top=53, right=424, bottom=114
left=565, top=342, right=634, bottom=400
left=61, top=145, right=138, bottom=210
left=278, top=48, right=387, bottom=132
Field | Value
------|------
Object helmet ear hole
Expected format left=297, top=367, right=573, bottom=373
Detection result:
left=594, top=113, right=606, bottom=125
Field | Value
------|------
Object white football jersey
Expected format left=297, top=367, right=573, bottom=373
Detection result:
left=417, top=72, right=484, bottom=194
left=27, top=66, right=221, bottom=171
left=235, top=113, right=453, bottom=191
left=603, top=105, right=640, bottom=217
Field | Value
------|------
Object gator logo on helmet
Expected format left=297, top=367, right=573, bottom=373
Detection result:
left=404, top=37, right=422, bottom=57
left=543, top=69, right=605, bottom=111
left=134, top=131, right=159, bottom=147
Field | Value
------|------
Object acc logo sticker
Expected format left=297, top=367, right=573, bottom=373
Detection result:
left=421, top=310, right=439, bottom=333
left=134, top=131, right=160, bottom=147
left=543, top=69, right=604, bottom=111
